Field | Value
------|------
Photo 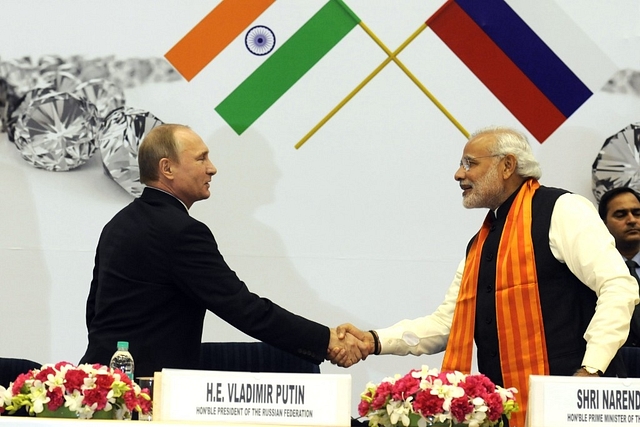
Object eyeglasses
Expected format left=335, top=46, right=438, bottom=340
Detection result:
left=459, top=155, right=502, bottom=171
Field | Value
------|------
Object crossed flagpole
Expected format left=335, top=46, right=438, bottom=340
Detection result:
left=295, top=18, right=469, bottom=149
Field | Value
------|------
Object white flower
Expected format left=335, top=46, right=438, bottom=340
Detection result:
left=64, top=390, right=85, bottom=412
left=411, top=365, right=439, bottom=381
left=466, top=407, right=488, bottom=427
left=29, top=380, right=50, bottom=414
left=0, top=385, right=11, bottom=408
left=387, top=398, right=413, bottom=426
left=497, top=386, right=517, bottom=402
left=430, top=378, right=465, bottom=402
left=445, top=370, right=466, bottom=386
left=77, top=403, right=97, bottom=419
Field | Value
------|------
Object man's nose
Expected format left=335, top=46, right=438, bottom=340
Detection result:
left=208, top=162, right=217, bottom=176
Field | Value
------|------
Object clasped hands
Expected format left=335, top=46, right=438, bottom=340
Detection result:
left=325, top=323, right=374, bottom=367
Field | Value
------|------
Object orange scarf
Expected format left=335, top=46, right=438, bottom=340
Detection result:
left=442, top=179, right=548, bottom=427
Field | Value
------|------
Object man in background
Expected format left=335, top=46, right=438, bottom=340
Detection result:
left=80, top=124, right=362, bottom=376
left=598, top=187, right=640, bottom=357
left=336, top=126, right=638, bottom=426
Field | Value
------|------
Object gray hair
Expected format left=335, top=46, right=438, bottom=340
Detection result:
left=471, top=126, right=542, bottom=180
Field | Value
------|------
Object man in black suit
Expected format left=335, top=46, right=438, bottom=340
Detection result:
left=80, top=124, right=363, bottom=376
left=599, top=187, right=640, bottom=349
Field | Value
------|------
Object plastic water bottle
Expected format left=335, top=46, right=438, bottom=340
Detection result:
left=110, top=341, right=135, bottom=380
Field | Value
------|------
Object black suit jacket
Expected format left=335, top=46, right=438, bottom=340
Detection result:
left=80, top=188, right=329, bottom=376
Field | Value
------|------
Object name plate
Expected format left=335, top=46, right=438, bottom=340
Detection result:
left=153, top=369, right=351, bottom=426
left=527, top=375, right=640, bottom=427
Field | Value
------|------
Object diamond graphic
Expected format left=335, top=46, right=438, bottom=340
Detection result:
left=592, top=122, right=640, bottom=202
left=98, top=107, right=163, bottom=196
left=13, top=91, right=99, bottom=171
left=75, top=78, right=125, bottom=122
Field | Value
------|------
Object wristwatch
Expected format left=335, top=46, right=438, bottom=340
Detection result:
left=581, top=366, right=603, bottom=376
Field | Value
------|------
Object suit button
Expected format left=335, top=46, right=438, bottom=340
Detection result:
left=486, top=285, right=493, bottom=293
left=485, top=253, right=494, bottom=262
left=485, top=317, right=492, bottom=325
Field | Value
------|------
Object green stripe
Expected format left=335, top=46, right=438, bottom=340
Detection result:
left=215, top=0, right=360, bottom=135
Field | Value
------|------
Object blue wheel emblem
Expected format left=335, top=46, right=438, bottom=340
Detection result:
left=245, top=25, right=276, bottom=56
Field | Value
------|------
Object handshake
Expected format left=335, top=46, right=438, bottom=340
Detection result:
left=326, top=323, right=378, bottom=367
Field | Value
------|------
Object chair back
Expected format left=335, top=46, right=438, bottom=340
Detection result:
left=0, top=357, right=41, bottom=387
left=620, top=346, right=640, bottom=378
left=199, top=342, right=320, bottom=374
left=0, top=357, right=41, bottom=417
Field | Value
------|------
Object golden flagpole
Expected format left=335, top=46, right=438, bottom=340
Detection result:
left=295, top=22, right=468, bottom=149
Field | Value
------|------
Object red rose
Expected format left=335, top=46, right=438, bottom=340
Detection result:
left=138, top=389, right=153, bottom=415
left=11, top=373, right=30, bottom=395
left=94, top=373, right=115, bottom=391
left=35, top=367, right=56, bottom=383
left=65, top=369, right=89, bottom=393
left=123, top=389, right=139, bottom=411
left=46, top=387, right=65, bottom=411
left=83, top=387, right=108, bottom=410
left=53, top=362, right=73, bottom=370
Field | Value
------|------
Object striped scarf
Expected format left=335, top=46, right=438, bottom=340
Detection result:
left=442, top=178, right=548, bottom=427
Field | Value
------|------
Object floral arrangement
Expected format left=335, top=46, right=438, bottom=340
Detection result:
left=0, top=361, right=152, bottom=419
left=358, top=366, right=518, bottom=427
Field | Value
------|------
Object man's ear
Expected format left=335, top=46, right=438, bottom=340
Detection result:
left=502, top=154, right=517, bottom=179
left=159, top=158, right=173, bottom=179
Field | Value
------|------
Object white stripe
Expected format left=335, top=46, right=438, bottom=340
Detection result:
left=507, top=0, right=618, bottom=91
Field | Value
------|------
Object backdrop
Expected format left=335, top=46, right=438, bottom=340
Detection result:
left=1, top=0, right=639, bottom=415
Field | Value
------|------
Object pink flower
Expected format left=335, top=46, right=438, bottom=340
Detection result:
left=461, top=374, right=495, bottom=397
left=413, top=391, right=445, bottom=416
left=11, top=373, right=30, bottom=395
left=371, top=381, right=393, bottom=410
left=358, top=398, right=371, bottom=417
left=391, top=373, right=420, bottom=401
left=450, top=396, right=474, bottom=422
left=485, top=392, right=505, bottom=422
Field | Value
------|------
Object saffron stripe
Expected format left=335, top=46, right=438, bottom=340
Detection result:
left=427, top=1, right=568, bottom=142
left=456, top=0, right=592, bottom=118
left=215, top=0, right=360, bottom=135
left=165, top=0, right=275, bottom=81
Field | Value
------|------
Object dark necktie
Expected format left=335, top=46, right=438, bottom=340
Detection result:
left=624, top=259, right=640, bottom=348
left=626, top=259, right=640, bottom=283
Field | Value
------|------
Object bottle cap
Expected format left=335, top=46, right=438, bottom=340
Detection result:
left=116, top=341, right=129, bottom=350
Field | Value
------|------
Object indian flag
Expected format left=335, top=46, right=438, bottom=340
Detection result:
left=214, top=0, right=361, bottom=135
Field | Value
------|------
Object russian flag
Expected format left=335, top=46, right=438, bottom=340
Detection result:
left=427, top=0, right=601, bottom=142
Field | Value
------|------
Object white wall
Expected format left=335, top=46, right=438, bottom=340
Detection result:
left=1, top=0, right=639, bottom=415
